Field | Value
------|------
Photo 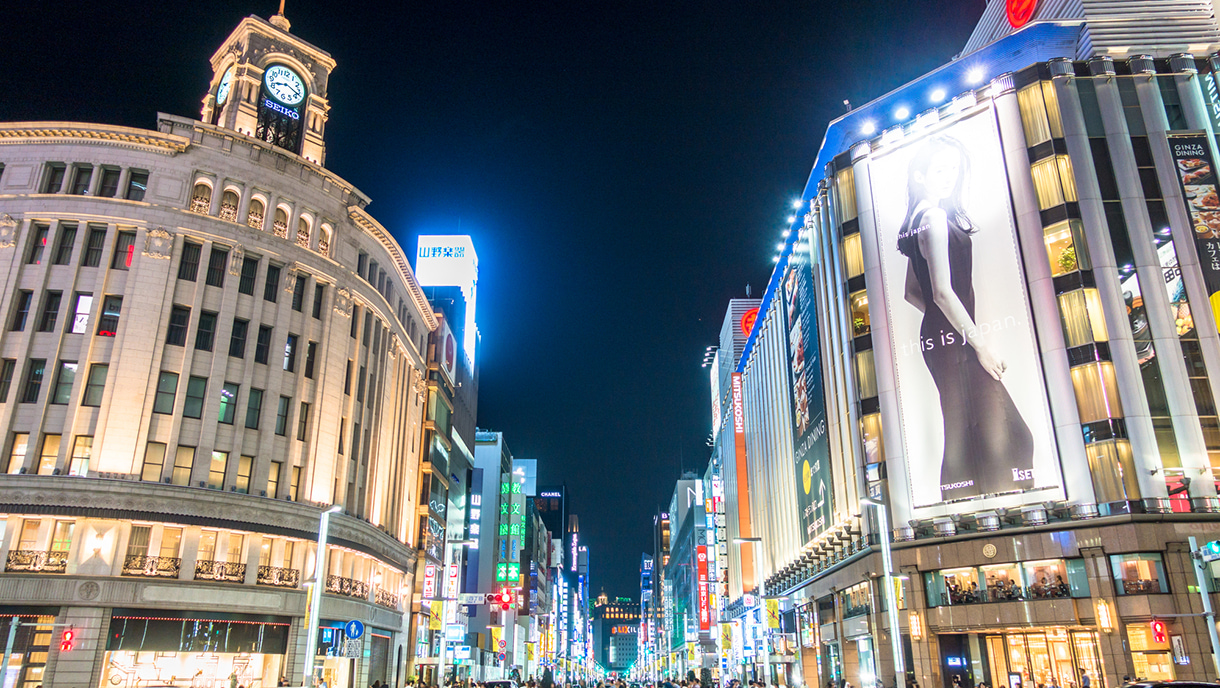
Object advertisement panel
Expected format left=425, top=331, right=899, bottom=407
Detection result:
left=697, top=545, right=710, bottom=631
left=730, top=373, right=755, bottom=584
left=783, top=239, right=833, bottom=541
left=868, top=105, right=1060, bottom=507
left=1168, top=133, right=1220, bottom=330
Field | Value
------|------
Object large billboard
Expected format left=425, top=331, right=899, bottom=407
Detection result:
left=1168, top=133, right=1220, bottom=332
left=783, top=245, right=834, bottom=542
left=868, top=106, right=1060, bottom=508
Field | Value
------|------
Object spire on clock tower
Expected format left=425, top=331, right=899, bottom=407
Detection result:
left=201, top=13, right=335, bottom=166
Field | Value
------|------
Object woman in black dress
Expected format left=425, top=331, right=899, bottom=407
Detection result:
left=896, top=135, right=1034, bottom=500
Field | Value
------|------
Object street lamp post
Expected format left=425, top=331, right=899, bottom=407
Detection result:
left=437, top=539, right=476, bottom=688
left=860, top=498, right=905, bottom=688
left=302, top=504, right=343, bottom=687
left=733, top=537, right=767, bottom=687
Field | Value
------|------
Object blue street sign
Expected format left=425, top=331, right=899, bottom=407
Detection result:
left=345, top=620, right=365, bottom=640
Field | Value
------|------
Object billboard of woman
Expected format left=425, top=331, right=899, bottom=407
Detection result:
left=869, top=107, right=1060, bottom=508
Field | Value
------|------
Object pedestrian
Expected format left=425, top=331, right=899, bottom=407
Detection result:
left=1079, top=672, right=1089, bottom=688
left=374, top=682, right=383, bottom=688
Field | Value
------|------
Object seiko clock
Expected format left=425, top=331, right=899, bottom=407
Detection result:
left=263, top=65, right=305, bottom=106
left=216, top=67, right=234, bottom=106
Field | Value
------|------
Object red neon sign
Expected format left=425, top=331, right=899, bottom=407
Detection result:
left=741, top=307, right=759, bottom=337
left=1006, top=0, right=1037, bottom=28
left=697, top=545, right=710, bottom=630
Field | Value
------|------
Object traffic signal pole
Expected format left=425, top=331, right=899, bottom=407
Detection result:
left=1188, top=536, right=1220, bottom=678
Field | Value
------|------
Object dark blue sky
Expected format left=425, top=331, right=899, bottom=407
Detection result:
left=3, top=0, right=981, bottom=597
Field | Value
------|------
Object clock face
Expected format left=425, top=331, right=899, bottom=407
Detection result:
left=216, top=67, right=234, bottom=106
left=263, top=64, right=305, bottom=107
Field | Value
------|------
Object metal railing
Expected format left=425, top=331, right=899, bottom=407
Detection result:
left=5, top=549, right=69, bottom=573
left=194, top=559, right=246, bottom=583
left=257, top=565, right=301, bottom=588
left=122, top=555, right=181, bottom=578
left=374, top=587, right=400, bottom=609
left=326, top=574, right=370, bottom=599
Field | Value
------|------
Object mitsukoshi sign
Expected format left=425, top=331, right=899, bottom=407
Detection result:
left=868, top=105, right=1060, bottom=508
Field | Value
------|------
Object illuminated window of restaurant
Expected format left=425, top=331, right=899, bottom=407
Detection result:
left=1017, top=83, right=1053, bottom=147
left=1112, top=553, right=1167, bottom=594
left=860, top=413, right=885, bottom=464
left=1069, top=362, right=1123, bottom=423
left=227, top=533, right=244, bottom=563
left=198, top=530, right=218, bottom=562
left=1043, top=220, right=1090, bottom=276
left=235, top=455, right=253, bottom=494
left=50, top=521, right=73, bottom=553
left=849, top=290, right=870, bottom=337
left=1058, top=289, right=1108, bottom=347
left=208, top=451, right=227, bottom=490
left=126, top=525, right=150, bottom=558
left=172, top=446, right=194, bottom=486
left=69, top=436, right=92, bottom=476
left=842, top=233, right=864, bottom=279
left=1087, top=439, right=1140, bottom=503
left=17, top=520, right=39, bottom=551
left=836, top=167, right=857, bottom=222
left=268, top=461, right=282, bottom=498
left=159, top=527, right=182, bottom=559
left=282, top=540, right=295, bottom=569
left=6, top=433, right=28, bottom=474
left=1030, top=156, right=1077, bottom=210
left=979, top=563, right=1023, bottom=598
left=260, top=539, right=273, bottom=567
left=854, top=349, right=877, bottom=399
left=1042, top=81, right=1064, bottom=138
left=141, top=442, right=165, bottom=482
left=36, top=434, right=60, bottom=475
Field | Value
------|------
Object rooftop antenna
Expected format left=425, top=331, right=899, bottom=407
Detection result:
left=270, top=0, right=291, bottom=30
left=746, top=283, right=751, bottom=298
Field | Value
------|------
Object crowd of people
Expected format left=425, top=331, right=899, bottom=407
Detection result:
left=945, top=575, right=1072, bottom=605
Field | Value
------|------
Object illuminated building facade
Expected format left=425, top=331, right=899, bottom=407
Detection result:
left=714, top=3, right=1220, bottom=688
left=0, top=11, right=436, bottom=688
left=592, top=598, right=640, bottom=674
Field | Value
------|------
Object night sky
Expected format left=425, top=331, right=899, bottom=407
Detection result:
left=4, top=1, right=981, bottom=597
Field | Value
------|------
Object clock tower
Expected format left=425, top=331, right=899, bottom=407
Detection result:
left=201, top=11, right=335, bottom=166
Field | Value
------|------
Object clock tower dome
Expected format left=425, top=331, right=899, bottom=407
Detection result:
left=201, top=10, right=336, bottom=166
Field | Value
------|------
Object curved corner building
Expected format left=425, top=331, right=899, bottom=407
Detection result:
left=0, top=12, right=435, bottom=688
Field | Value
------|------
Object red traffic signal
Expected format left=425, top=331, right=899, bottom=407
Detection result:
left=1151, top=619, right=1167, bottom=644
left=60, top=629, right=75, bottom=653
left=496, top=589, right=514, bottom=610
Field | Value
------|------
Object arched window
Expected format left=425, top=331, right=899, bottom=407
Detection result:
left=273, top=207, right=289, bottom=239
left=296, top=216, right=311, bottom=248
left=246, top=198, right=265, bottom=230
left=318, top=224, right=333, bottom=257
left=219, top=189, right=240, bottom=222
left=189, top=182, right=212, bottom=215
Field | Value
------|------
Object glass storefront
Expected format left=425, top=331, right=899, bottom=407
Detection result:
left=984, top=629, right=1102, bottom=688
left=0, top=614, right=56, bottom=688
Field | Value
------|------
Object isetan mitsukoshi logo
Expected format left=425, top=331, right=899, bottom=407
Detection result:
left=1006, top=0, right=1037, bottom=28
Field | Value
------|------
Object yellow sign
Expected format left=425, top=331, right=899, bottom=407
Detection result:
left=492, top=626, right=502, bottom=653
left=720, top=623, right=733, bottom=647
left=766, top=599, right=780, bottom=628
left=527, top=644, right=535, bottom=661
left=429, top=612, right=442, bottom=631
left=687, top=643, right=697, bottom=661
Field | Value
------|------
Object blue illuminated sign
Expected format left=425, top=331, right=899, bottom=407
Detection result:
left=263, top=98, right=300, bottom=120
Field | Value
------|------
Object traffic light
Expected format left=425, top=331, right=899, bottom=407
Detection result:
left=60, top=629, right=75, bottom=653
left=1151, top=619, right=1167, bottom=644
left=1203, top=541, right=1220, bottom=562
left=496, top=589, right=514, bottom=610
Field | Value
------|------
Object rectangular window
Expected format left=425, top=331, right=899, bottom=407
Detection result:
left=297, top=402, right=310, bottom=441
left=126, top=525, right=150, bottom=558
left=42, top=163, right=65, bottom=193
left=166, top=306, right=190, bottom=346
left=1111, top=553, right=1167, bottom=594
left=205, top=247, right=228, bottom=287
left=7, top=434, right=29, bottom=474
left=344, top=360, right=352, bottom=395
left=97, top=167, right=120, bottom=198
left=255, top=325, right=272, bottom=364
left=238, top=256, right=259, bottom=295
left=313, top=284, right=325, bottom=319
left=10, top=291, right=32, bottom=332
left=235, top=455, right=253, bottom=494
left=357, top=366, right=366, bottom=402
left=125, top=170, right=149, bottom=201
left=52, top=224, right=77, bottom=265
left=50, top=521, right=74, bottom=554
left=183, top=376, right=207, bottom=419
left=194, top=310, right=217, bottom=351
left=96, top=295, right=121, bottom=336
left=70, top=292, right=93, bottom=334
left=83, top=226, right=106, bottom=267
left=81, top=363, right=108, bottom=407
left=21, top=359, right=46, bottom=403
left=835, top=167, right=858, bottom=222
left=246, top=388, right=263, bottom=429
left=304, top=341, right=317, bottom=379
left=159, top=527, right=181, bottom=559
left=283, top=333, right=298, bottom=372
left=218, top=382, right=239, bottom=424
left=141, top=442, right=166, bottom=482
left=1070, top=362, right=1124, bottom=423
left=153, top=372, right=178, bottom=414
left=292, top=275, right=307, bottom=311
left=268, top=461, right=282, bottom=497
left=70, top=165, right=93, bottom=195
left=178, top=241, right=202, bottom=281
left=112, top=231, right=136, bottom=270
left=855, top=350, right=878, bottom=399
left=843, top=233, right=864, bottom=279
left=357, top=251, right=367, bottom=278
left=51, top=361, right=77, bottom=405
left=69, top=436, right=92, bottom=476
left=171, top=446, right=194, bottom=486
left=0, top=360, right=16, bottom=402
left=26, top=225, right=48, bottom=264
left=1017, top=83, right=1053, bottom=147
left=350, top=306, right=360, bottom=338
left=290, top=466, right=301, bottom=501
left=229, top=318, right=248, bottom=358
left=37, top=434, right=61, bottom=475
left=338, top=418, right=346, bottom=454
left=37, top=291, right=62, bottom=332
left=275, top=396, right=291, bottom=436
left=263, top=264, right=281, bottom=302
left=208, top=451, right=227, bottom=490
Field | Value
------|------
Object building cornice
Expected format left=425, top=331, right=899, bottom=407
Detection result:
left=349, top=205, right=439, bottom=332
left=0, top=121, right=189, bottom=155
left=210, top=15, right=337, bottom=73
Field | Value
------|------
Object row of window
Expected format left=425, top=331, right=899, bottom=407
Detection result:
left=39, top=162, right=148, bottom=201
left=923, top=553, right=1167, bottom=608
left=0, top=359, right=105, bottom=407
left=187, top=179, right=332, bottom=257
